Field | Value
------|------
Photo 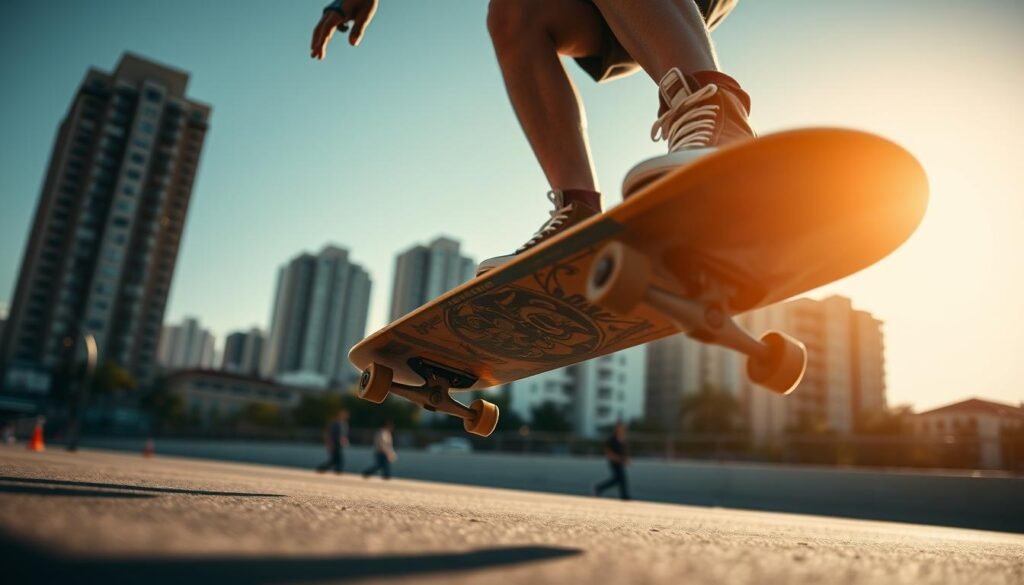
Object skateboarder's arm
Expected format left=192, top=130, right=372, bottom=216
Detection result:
left=311, top=0, right=379, bottom=60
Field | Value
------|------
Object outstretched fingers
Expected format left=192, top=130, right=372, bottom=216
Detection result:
left=311, top=12, right=344, bottom=59
left=348, top=3, right=377, bottom=47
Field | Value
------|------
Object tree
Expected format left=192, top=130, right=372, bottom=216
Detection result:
left=340, top=392, right=420, bottom=429
left=529, top=401, right=572, bottom=433
left=678, top=385, right=741, bottom=434
left=90, top=361, right=137, bottom=394
left=237, top=403, right=285, bottom=428
left=142, top=377, right=186, bottom=431
left=490, top=393, right=526, bottom=432
left=293, top=392, right=345, bottom=428
left=855, top=405, right=913, bottom=436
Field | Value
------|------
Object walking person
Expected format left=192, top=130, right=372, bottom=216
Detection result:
left=316, top=409, right=350, bottom=474
left=593, top=422, right=631, bottom=500
left=362, top=420, right=397, bottom=479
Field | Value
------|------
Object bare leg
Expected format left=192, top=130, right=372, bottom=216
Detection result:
left=488, top=0, right=606, bottom=194
left=590, top=0, right=719, bottom=81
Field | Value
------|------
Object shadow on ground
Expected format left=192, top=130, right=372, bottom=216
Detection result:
left=0, top=476, right=283, bottom=498
left=1, top=533, right=582, bottom=585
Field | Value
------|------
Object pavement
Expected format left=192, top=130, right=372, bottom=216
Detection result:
left=1, top=447, right=1022, bottom=585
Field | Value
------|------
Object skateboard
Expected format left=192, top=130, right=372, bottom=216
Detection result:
left=349, top=128, right=929, bottom=436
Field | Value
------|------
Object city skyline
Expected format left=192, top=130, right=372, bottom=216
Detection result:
left=263, top=244, right=371, bottom=388
left=389, top=236, right=475, bottom=322
left=2, top=1, right=1023, bottom=411
left=0, top=53, right=210, bottom=401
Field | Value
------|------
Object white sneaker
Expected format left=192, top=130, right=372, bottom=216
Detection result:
left=623, top=68, right=755, bottom=197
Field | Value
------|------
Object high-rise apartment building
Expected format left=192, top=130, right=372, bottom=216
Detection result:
left=645, top=295, right=886, bottom=443
left=740, top=295, right=886, bottom=439
left=504, top=346, right=646, bottom=438
left=0, top=53, right=210, bottom=408
left=221, top=328, right=265, bottom=377
left=389, top=237, right=475, bottom=321
left=262, top=246, right=371, bottom=388
left=644, top=333, right=743, bottom=431
left=156, top=317, right=216, bottom=371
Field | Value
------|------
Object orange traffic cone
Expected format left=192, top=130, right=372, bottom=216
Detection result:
left=143, top=438, right=155, bottom=458
left=27, top=417, right=45, bottom=452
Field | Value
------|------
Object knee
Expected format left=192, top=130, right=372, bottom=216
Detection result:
left=487, top=0, right=545, bottom=49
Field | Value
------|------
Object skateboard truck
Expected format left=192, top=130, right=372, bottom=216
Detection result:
left=357, top=359, right=500, bottom=436
left=587, top=241, right=807, bottom=394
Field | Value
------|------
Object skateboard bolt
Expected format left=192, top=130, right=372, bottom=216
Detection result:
left=429, top=391, right=443, bottom=406
left=593, top=256, right=614, bottom=287
left=360, top=370, right=370, bottom=389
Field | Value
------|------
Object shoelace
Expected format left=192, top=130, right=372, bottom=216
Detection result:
left=651, top=83, right=720, bottom=152
left=516, top=190, right=574, bottom=253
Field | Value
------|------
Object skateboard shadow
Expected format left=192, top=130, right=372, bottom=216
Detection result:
left=2, top=534, right=582, bottom=585
left=0, top=476, right=284, bottom=498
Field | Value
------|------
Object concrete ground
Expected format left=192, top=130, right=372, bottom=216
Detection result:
left=1, top=447, right=1021, bottom=585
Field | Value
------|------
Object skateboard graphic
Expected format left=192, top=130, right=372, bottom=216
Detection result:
left=349, top=129, right=929, bottom=436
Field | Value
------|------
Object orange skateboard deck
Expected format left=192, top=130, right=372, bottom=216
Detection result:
left=349, top=129, right=927, bottom=428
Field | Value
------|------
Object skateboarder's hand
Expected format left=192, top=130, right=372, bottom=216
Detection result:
left=311, top=0, right=378, bottom=60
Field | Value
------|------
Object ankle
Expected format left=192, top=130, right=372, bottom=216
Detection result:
left=560, top=188, right=603, bottom=213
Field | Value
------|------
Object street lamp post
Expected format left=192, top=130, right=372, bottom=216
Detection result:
left=65, top=332, right=98, bottom=452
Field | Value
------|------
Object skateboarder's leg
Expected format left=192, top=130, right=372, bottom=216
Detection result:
left=487, top=0, right=606, bottom=194
left=585, top=0, right=754, bottom=195
left=477, top=0, right=607, bottom=276
left=588, top=0, right=718, bottom=82
left=614, top=464, right=631, bottom=500
left=594, top=461, right=621, bottom=496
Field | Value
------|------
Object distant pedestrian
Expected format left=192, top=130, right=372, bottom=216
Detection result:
left=316, top=409, right=349, bottom=474
left=593, top=422, right=631, bottom=500
left=362, top=420, right=397, bottom=479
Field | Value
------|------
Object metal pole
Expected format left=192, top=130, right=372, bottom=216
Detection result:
left=66, top=333, right=98, bottom=452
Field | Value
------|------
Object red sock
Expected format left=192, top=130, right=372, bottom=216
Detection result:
left=658, top=70, right=751, bottom=115
left=562, top=189, right=602, bottom=212
left=688, top=70, right=751, bottom=112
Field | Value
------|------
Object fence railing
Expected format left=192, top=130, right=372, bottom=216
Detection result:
left=102, top=425, right=1022, bottom=473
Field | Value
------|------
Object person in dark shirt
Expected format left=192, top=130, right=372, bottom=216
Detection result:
left=593, top=421, right=631, bottom=500
left=316, top=409, right=350, bottom=474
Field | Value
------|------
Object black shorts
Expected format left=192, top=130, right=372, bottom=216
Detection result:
left=576, top=0, right=738, bottom=82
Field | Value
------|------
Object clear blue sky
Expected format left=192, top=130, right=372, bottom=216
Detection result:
left=2, top=1, right=1022, bottom=411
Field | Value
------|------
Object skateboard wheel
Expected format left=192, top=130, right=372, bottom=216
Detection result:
left=464, top=399, right=499, bottom=437
left=358, top=363, right=393, bottom=404
left=586, top=242, right=652, bottom=315
left=746, top=331, right=807, bottom=395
